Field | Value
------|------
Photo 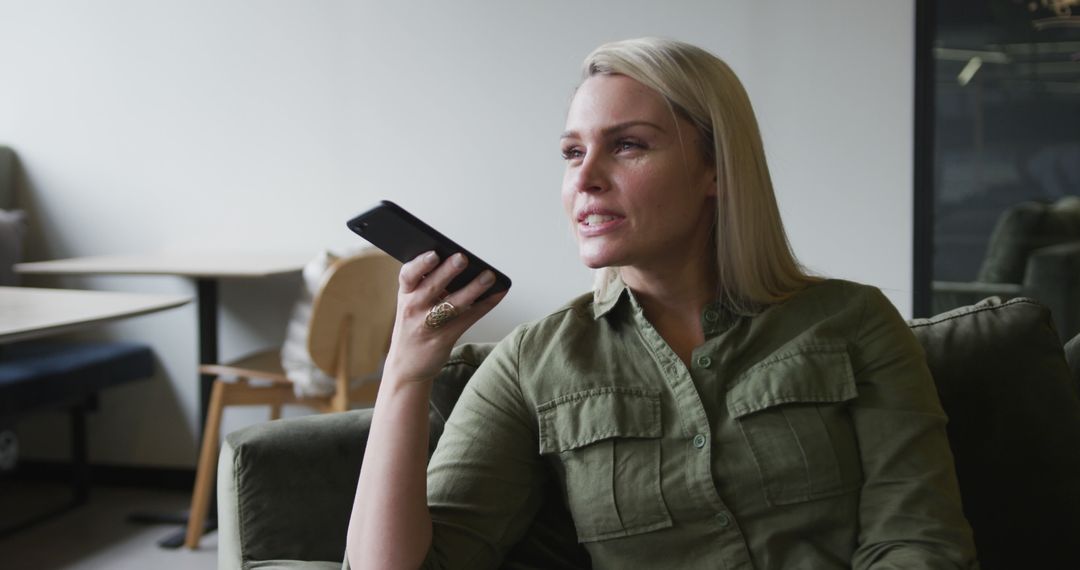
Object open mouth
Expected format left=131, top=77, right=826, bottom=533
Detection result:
left=582, top=214, right=619, bottom=226
left=576, top=210, right=625, bottom=236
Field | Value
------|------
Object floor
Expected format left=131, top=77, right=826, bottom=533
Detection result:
left=0, top=481, right=216, bottom=570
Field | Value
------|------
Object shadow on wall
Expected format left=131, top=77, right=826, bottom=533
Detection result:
left=0, top=147, right=57, bottom=266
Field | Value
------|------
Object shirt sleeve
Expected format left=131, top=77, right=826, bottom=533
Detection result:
left=421, top=326, right=549, bottom=569
left=848, top=287, right=979, bottom=569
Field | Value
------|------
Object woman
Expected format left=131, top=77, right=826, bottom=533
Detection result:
left=347, top=38, right=977, bottom=569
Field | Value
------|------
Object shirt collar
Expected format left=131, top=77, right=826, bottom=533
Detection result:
left=591, top=272, right=757, bottom=335
left=592, top=273, right=632, bottom=319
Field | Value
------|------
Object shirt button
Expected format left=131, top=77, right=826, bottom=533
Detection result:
left=704, top=310, right=720, bottom=323
left=715, top=512, right=731, bottom=528
left=692, top=434, right=707, bottom=449
left=697, top=356, right=712, bottom=368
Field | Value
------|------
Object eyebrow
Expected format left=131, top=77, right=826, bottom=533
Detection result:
left=560, top=120, right=667, bottom=140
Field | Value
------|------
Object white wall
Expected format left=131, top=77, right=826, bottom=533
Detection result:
left=0, top=0, right=914, bottom=468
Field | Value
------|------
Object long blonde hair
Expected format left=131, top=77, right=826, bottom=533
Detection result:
left=583, top=37, right=819, bottom=314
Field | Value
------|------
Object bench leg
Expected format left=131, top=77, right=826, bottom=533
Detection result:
left=70, top=402, right=90, bottom=505
left=0, top=398, right=92, bottom=539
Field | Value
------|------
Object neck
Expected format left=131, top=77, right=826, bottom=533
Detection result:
left=619, top=197, right=719, bottom=319
left=620, top=260, right=716, bottom=368
left=619, top=256, right=718, bottom=325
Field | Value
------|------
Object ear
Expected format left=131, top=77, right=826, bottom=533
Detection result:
left=703, top=169, right=719, bottom=198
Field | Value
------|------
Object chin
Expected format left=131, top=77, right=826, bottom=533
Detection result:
left=577, top=247, right=623, bottom=269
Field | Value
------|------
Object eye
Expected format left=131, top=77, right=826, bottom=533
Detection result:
left=615, top=139, right=645, bottom=153
left=561, top=146, right=584, bottom=161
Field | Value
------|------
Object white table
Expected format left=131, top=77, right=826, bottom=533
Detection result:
left=0, top=286, right=189, bottom=537
left=15, top=252, right=308, bottom=547
left=0, top=286, right=190, bottom=343
left=15, top=253, right=309, bottom=279
left=16, top=253, right=308, bottom=420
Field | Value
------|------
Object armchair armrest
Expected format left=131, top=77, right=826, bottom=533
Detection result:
left=218, top=409, right=374, bottom=569
left=217, top=343, right=495, bottom=569
left=931, top=280, right=1024, bottom=296
left=931, top=281, right=1024, bottom=316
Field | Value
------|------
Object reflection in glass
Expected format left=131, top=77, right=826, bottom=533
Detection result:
left=931, top=0, right=1080, bottom=340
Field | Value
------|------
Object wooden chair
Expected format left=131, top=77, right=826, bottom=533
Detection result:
left=183, top=249, right=399, bottom=549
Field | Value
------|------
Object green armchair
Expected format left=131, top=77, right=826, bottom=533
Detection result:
left=216, top=299, right=1080, bottom=570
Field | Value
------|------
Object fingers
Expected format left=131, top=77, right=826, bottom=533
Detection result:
left=386, top=251, right=509, bottom=385
left=439, top=273, right=507, bottom=328
left=398, top=251, right=440, bottom=293
left=415, top=253, right=468, bottom=300
left=436, top=290, right=507, bottom=336
left=400, top=251, right=470, bottom=300
left=398, top=250, right=508, bottom=332
left=444, top=269, right=496, bottom=309
left=462, top=289, right=508, bottom=322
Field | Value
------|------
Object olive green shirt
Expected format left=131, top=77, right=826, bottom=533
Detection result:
left=424, top=278, right=978, bottom=569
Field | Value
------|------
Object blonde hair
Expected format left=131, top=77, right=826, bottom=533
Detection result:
left=582, top=37, right=820, bottom=313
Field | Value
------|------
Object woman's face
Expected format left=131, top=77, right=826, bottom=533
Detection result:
left=560, top=74, right=717, bottom=273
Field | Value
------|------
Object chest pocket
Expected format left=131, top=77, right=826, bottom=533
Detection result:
left=537, top=387, right=672, bottom=543
left=727, top=345, right=863, bottom=507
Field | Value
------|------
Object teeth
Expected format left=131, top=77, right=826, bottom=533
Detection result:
left=584, top=214, right=617, bottom=226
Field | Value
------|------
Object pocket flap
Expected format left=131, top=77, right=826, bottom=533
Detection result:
left=537, top=387, right=661, bottom=454
left=727, top=345, right=856, bottom=419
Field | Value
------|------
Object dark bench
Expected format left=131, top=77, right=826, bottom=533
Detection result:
left=0, top=340, right=155, bottom=537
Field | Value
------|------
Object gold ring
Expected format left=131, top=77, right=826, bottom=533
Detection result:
left=424, top=301, right=459, bottom=329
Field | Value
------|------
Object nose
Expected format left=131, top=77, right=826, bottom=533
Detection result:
left=568, top=150, right=608, bottom=194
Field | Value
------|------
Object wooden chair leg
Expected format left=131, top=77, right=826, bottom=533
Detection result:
left=269, top=402, right=282, bottom=420
left=185, top=379, right=227, bottom=549
left=332, top=321, right=351, bottom=413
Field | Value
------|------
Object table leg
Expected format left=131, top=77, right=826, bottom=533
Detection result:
left=193, top=278, right=219, bottom=531
left=197, top=279, right=218, bottom=432
left=137, top=278, right=220, bottom=549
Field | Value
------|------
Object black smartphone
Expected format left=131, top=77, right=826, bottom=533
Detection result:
left=346, top=200, right=512, bottom=300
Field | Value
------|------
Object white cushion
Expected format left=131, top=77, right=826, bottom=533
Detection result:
left=280, top=248, right=376, bottom=398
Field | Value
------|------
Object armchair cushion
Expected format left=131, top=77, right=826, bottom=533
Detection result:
left=908, top=297, right=1080, bottom=569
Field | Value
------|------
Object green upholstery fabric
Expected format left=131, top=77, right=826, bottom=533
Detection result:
left=1065, top=332, right=1080, bottom=393
left=226, top=410, right=372, bottom=567
left=909, top=297, right=1080, bottom=569
left=243, top=561, right=342, bottom=570
left=223, top=300, right=1080, bottom=570
left=0, top=145, right=17, bottom=210
left=221, top=344, right=496, bottom=570
left=0, top=146, right=23, bottom=287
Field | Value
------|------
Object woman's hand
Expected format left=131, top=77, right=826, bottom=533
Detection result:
left=383, top=251, right=508, bottom=385
left=349, top=250, right=504, bottom=569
